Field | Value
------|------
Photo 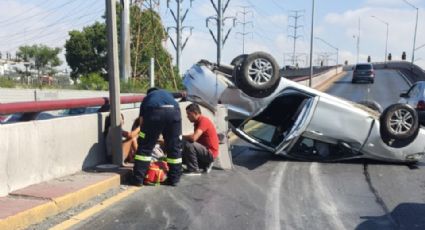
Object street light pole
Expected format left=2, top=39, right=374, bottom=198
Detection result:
left=315, top=37, right=339, bottom=65
left=403, top=0, right=419, bottom=63
left=371, top=16, right=389, bottom=63
left=308, top=0, right=315, bottom=87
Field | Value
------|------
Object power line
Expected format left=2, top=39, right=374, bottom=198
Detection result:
left=0, top=0, right=80, bottom=27
left=0, top=1, right=99, bottom=40
left=2, top=9, right=104, bottom=51
left=0, top=0, right=54, bottom=24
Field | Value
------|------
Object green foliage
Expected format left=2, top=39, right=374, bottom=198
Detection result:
left=130, top=8, right=178, bottom=90
left=64, top=6, right=181, bottom=90
left=65, top=22, right=107, bottom=80
left=0, top=77, right=16, bottom=88
left=120, top=78, right=149, bottom=93
left=16, top=44, right=62, bottom=74
left=77, top=73, right=108, bottom=90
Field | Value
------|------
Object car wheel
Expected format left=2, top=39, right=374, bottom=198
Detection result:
left=235, top=52, right=280, bottom=98
left=357, top=100, right=382, bottom=113
left=380, top=103, right=419, bottom=140
left=230, top=54, right=248, bottom=67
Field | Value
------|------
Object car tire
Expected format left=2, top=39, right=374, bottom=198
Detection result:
left=235, top=52, right=280, bottom=98
left=380, top=103, right=419, bottom=140
left=357, top=100, right=382, bottom=113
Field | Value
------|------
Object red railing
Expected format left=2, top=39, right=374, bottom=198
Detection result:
left=0, top=95, right=145, bottom=115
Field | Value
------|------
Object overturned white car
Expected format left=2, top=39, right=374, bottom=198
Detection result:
left=183, top=52, right=425, bottom=163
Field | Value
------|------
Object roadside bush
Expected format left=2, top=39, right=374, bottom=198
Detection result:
left=120, top=78, right=149, bottom=93
left=0, top=77, right=16, bottom=88
left=77, top=73, right=108, bottom=90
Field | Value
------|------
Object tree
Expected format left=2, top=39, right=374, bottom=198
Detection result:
left=65, top=22, right=107, bottom=80
left=65, top=5, right=180, bottom=90
left=388, top=53, right=392, bottom=61
left=367, top=55, right=371, bottom=63
left=16, top=44, right=62, bottom=76
left=402, top=51, right=406, bottom=61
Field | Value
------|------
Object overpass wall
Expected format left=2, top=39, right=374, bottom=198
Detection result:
left=0, top=102, right=226, bottom=196
left=296, top=66, right=343, bottom=87
left=0, top=88, right=139, bottom=103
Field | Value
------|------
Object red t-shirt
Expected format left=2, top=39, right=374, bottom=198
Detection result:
left=194, top=115, right=219, bottom=159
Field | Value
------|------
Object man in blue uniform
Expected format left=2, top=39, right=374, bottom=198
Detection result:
left=131, top=87, right=182, bottom=186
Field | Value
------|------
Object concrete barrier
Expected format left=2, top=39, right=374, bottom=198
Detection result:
left=0, top=88, right=140, bottom=103
left=0, top=101, right=230, bottom=196
left=296, top=66, right=343, bottom=87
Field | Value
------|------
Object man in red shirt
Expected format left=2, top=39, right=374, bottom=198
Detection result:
left=182, top=103, right=219, bottom=175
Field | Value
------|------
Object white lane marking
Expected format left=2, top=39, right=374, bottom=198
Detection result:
left=310, top=163, right=346, bottom=230
left=265, top=162, right=287, bottom=230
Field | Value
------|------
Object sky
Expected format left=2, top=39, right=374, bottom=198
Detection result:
left=0, top=0, right=424, bottom=73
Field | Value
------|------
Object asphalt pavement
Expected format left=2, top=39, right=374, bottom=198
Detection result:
left=65, top=70, right=425, bottom=230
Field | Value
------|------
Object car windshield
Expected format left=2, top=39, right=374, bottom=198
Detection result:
left=356, top=64, right=372, bottom=70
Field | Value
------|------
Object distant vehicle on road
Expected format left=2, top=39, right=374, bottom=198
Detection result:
left=399, top=81, right=425, bottom=126
left=352, top=63, right=375, bottom=84
left=183, top=51, right=425, bottom=164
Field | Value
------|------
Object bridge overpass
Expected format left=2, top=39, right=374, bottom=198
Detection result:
left=1, top=62, right=425, bottom=229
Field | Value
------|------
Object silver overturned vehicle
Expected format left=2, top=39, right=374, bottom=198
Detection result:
left=183, top=52, right=425, bottom=163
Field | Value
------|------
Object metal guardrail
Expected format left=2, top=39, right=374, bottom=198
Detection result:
left=0, top=95, right=145, bottom=115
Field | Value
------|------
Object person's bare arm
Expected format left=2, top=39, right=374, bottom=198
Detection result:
left=183, top=129, right=204, bottom=142
left=129, top=117, right=142, bottom=138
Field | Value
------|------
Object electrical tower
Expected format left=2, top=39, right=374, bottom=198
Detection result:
left=167, top=0, right=194, bottom=73
left=235, top=6, right=253, bottom=54
left=206, top=0, right=235, bottom=65
left=288, top=10, right=304, bottom=66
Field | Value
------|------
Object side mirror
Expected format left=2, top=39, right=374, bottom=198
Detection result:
left=400, top=92, right=409, bottom=98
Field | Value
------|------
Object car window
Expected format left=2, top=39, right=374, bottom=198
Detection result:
left=239, top=120, right=277, bottom=146
left=408, top=84, right=419, bottom=97
left=355, top=64, right=372, bottom=70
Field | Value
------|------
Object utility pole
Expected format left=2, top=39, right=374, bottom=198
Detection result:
left=120, top=0, right=131, bottom=82
left=308, top=0, right=314, bottom=88
left=235, top=6, right=253, bottom=54
left=207, top=0, right=235, bottom=65
left=288, top=10, right=304, bottom=66
left=106, top=0, right=123, bottom=166
left=167, top=0, right=194, bottom=74
left=357, top=18, right=360, bottom=63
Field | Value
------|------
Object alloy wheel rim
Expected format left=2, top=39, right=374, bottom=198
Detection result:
left=248, top=58, right=273, bottom=86
left=389, top=109, right=413, bottom=134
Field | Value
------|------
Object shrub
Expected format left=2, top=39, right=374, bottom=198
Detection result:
left=77, top=73, right=108, bottom=90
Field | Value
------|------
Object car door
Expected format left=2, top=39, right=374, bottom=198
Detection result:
left=303, top=95, right=374, bottom=152
left=232, top=89, right=318, bottom=153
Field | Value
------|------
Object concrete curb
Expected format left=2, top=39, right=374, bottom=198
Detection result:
left=0, top=174, right=121, bottom=230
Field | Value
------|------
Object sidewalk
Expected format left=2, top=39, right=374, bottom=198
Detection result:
left=0, top=167, right=132, bottom=230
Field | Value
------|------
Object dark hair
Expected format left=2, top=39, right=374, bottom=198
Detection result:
left=186, top=103, right=201, bottom=114
left=147, top=87, right=159, bottom=95
left=103, top=113, right=124, bottom=138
